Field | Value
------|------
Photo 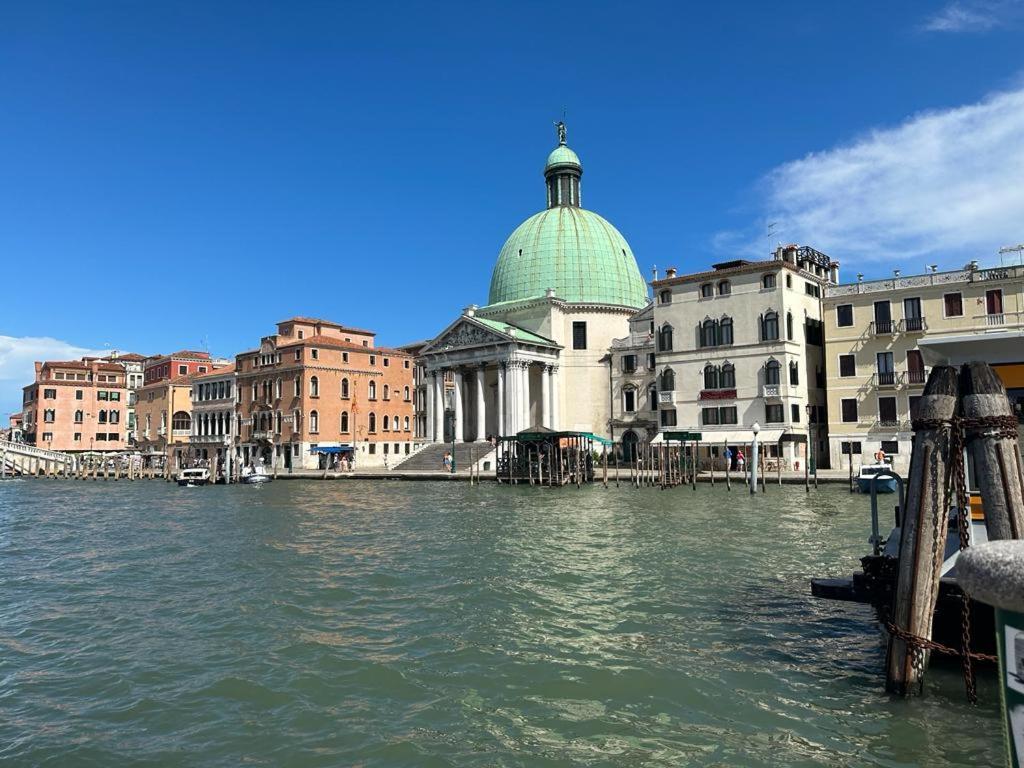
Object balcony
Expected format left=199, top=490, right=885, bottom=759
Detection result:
left=761, top=384, right=781, bottom=399
left=172, top=429, right=190, bottom=438
left=905, top=368, right=927, bottom=386
left=872, top=372, right=900, bottom=388
left=658, top=391, right=676, bottom=405
left=870, top=320, right=895, bottom=336
left=251, top=430, right=276, bottom=441
left=900, top=317, right=927, bottom=333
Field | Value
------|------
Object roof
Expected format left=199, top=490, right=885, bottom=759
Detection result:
left=194, top=363, right=236, bottom=379
left=488, top=206, right=648, bottom=308
left=106, top=352, right=149, bottom=361
left=277, top=317, right=376, bottom=336
left=651, top=258, right=801, bottom=288
left=545, top=144, right=581, bottom=169
left=43, top=360, right=124, bottom=372
left=472, top=317, right=558, bottom=347
left=272, top=334, right=411, bottom=356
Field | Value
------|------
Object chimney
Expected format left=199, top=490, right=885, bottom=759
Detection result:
left=464, top=304, right=478, bottom=317
left=665, top=267, right=677, bottom=279
left=545, top=288, right=556, bottom=298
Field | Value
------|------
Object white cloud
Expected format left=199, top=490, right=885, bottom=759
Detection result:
left=922, top=1, right=1007, bottom=32
left=752, top=86, right=1024, bottom=265
left=0, top=336, right=108, bottom=415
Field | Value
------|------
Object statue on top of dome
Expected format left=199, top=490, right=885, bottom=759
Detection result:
left=554, top=120, right=567, bottom=145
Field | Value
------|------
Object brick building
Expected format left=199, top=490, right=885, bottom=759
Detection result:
left=143, top=350, right=228, bottom=386
left=21, top=359, right=129, bottom=453
left=235, top=317, right=415, bottom=470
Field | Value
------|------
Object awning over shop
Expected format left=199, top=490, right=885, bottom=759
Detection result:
left=311, top=444, right=353, bottom=454
left=651, top=429, right=787, bottom=444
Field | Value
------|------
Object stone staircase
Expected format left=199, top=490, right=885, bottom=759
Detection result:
left=0, top=439, right=77, bottom=476
left=394, top=442, right=495, bottom=472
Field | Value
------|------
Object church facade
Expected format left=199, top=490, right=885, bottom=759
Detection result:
left=417, top=125, right=650, bottom=442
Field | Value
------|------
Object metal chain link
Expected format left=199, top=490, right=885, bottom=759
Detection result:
left=884, top=620, right=997, bottom=664
left=949, top=422, right=978, bottom=703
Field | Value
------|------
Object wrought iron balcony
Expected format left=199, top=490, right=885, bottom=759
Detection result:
left=870, top=320, right=895, bottom=336
left=872, top=372, right=901, bottom=387
left=905, top=369, right=927, bottom=385
left=899, top=317, right=927, bottom=333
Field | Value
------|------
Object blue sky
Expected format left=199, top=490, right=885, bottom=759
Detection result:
left=2, top=1, right=1023, bottom=414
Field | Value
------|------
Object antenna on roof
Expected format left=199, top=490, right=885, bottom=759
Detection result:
left=767, top=222, right=778, bottom=257
left=998, top=243, right=1024, bottom=267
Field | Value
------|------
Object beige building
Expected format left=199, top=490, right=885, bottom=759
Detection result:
left=136, top=374, right=201, bottom=467
left=823, top=261, right=1024, bottom=473
left=606, top=302, right=657, bottom=458
left=648, top=246, right=836, bottom=469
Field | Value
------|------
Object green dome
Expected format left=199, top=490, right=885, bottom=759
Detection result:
left=487, top=206, right=649, bottom=308
left=546, top=145, right=581, bottom=169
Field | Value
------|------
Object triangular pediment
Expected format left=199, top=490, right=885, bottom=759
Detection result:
left=423, top=317, right=511, bottom=354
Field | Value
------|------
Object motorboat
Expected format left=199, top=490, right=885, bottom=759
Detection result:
left=177, top=467, right=210, bottom=487
left=857, top=461, right=897, bottom=494
left=241, top=465, right=273, bottom=485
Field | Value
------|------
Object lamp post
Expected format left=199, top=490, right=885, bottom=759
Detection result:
left=447, top=389, right=456, bottom=474
left=750, top=422, right=760, bottom=494
left=805, top=403, right=817, bottom=491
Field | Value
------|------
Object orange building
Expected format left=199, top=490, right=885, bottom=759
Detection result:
left=135, top=374, right=202, bottom=466
left=21, top=359, right=129, bottom=453
left=143, top=350, right=227, bottom=386
left=236, top=317, right=415, bottom=470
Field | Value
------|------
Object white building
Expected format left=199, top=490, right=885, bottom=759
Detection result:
left=417, top=124, right=650, bottom=441
left=189, top=364, right=236, bottom=476
left=648, top=246, right=837, bottom=468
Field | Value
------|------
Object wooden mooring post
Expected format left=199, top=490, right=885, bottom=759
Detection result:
left=961, top=362, right=1024, bottom=540
left=885, top=365, right=959, bottom=696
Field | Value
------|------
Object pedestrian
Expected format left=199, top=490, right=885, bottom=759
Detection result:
left=723, top=446, right=732, bottom=471
left=737, top=449, right=746, bottom=475
left=443, top=451, right=451, bottom=471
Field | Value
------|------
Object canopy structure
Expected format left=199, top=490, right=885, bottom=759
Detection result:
left=651, top=429, right=787, bottom=445
left=497, top=427, right=599, bottom=486
left=311, top=444, right=353, bottom=454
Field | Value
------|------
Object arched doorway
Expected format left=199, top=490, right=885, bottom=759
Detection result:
left=621, top=430, right=640, bottom=464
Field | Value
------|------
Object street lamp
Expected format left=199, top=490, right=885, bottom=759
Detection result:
left=750, top=422, right=760, bottom=494
left=805, top=403, right=817, bottom=491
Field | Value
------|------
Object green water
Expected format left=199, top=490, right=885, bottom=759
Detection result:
left=0, top=480, right=1003, bottom=767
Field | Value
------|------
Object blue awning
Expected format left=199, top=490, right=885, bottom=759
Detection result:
left=312, top=445, right=353, bottom=454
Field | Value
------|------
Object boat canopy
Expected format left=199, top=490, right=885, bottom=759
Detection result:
left=650, top=428, right=786, bottom=444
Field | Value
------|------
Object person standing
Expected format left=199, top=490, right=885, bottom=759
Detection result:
left=737, top=449, right=746, bottom=478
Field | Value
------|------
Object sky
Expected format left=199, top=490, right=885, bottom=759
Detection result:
left=2, top=0, right=1023, bottom=415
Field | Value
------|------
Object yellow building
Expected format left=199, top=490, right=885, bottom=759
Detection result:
left=823, top=262, right=1024, bottom=473
left=135, top=374, right=200, bottom=467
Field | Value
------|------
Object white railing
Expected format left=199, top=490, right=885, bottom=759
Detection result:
left=658, top=391, right=675, bottom=405
left=761, top=384, right=781, bottom=399
left=171, top=429, right=190, bottom=437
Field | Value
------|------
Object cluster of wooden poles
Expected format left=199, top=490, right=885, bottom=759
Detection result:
left=886, top=361, right=1024, bottom=697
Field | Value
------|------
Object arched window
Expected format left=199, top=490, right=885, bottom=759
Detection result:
left=98, top=409, right=107, bottom=424
left=341, top=378, right=349, bottom=398
left=718, top=280, right=731, bottom=295
left=648, top=383, right=658, bottom=411
left=704, top=365, right=719, bottom=390
left=762, top=311, right=779, bottom=341
left=294, top=375, right=301, bottom=398
left=340, top=411, right=349, bottom=432
left=74, top=410, right=83, bottom=423
left=275, top=411, right=282, bottom=433
left=259, top=412, right=267, bottom=431
left=369, top=381, right=377, bottom=400
left=310, top=376, right=319, bottom=397
left=252, top=382, right=259, bottom=401
left=701, top=318, right=718, bottom=348
left=275, top=379, right=282, bottom=399
left=790, top=361, right=800, bottom=386
left=658, top=324, right=673, bottom=352
left=721, top=363, right=736, bottom=388
left=368, top=412, right=377, bottom=433
left=404, top=416, right=410, bottom=430
left=310, top=410, right=319, bottom=433
left=719, top=316, right=733, bottom=345
left=659, top=289, right=672, bottom=304
left=660, top=368, right=675, bottom=392
left=786, top=312, right=794, bottom=341
left=383, top=384, right=390, bottom=401
left=762, top=273, right=776, bottom=289
left=110, top=410, right=119, bottom=424
left=172, top=411, right=191, bottom=431
left=765, top=360, right=781, bottom=385
left=404, top=386, right=410, bottom=401
left=383, top=415, right=390, bottom=431
left=293, top=410, right=301, bottom=433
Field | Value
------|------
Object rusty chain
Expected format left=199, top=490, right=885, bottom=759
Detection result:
left=949, top=418, right=978, bottom=703
left=884, top=619, right=997, bottom=664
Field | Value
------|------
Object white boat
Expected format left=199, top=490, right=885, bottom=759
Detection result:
left=177, top=467, right=210, bottom=487
left=856, top=460, right=897, bottom=494
left=241, top=465, right=273, bottom=485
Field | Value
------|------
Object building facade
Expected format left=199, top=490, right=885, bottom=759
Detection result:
left=143, top=350, right=226, bottom=386
left=189, top=365, right=237, bottom=476
left=135, top=374, right=199, bottom=466
left=84, top=351, right=150, bottom=446
left=647, top=246, right=836, bottom=468
left=417, top=123, right=650, bottom=443
left=235, top=317, right=415, bottom=470
left=21, top=359, right=129, bottom=453
left=823, top=261, right=1024, bottom=473
left=607, top=302, right=658, bottom=458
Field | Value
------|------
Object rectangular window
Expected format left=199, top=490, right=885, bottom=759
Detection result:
left=42, top=432, right=53, bottom=442
left=791, top=404, right=801, bottom=422
left=342, top=352, right=349, bottom=363
left=178, top=365, right=187, bottom=375
left=805, top=282, right=820, bottom=298
left=702, top=407, right=720, bottom=425
left=660, top=408, right=677, bottom=427
left=909, top=395, right=922, bottom=420
left=873, top=301, right=892, bottom=333
left=622, top=354, right=637, bottom=373
left=98, top=391, right=108, bottom=400
left=76, top=390, right=83, bottom=400
left=647, top=353, right=655, bottom=370
left=623, top=389, right=636, bottom=412
left=789, top=364, right=799, bottom=386
left=836, top=304, right=853, bottom=327
left=878, top=396, right=898, bottom=425
left=719, top=406, right=737, bottom=424
left=73, top=433, right=81, bottom=441
left=370, top=355, right=377, bottom=366
left=841, top=398, right=858, bottom=423
left=44, top=389, right=57, bottom=399
left=108, top=433, right=119, bottom=441
left=96, top=433, right=107, bottom=441
left=943, top=292, right=963, bottom=317
left=384, top=358, right=390, bottom=367
left=881, top=440, right=899, bottom=455
left=839, top=354, right=855, bottom=377
left=109, top=391, right=120, bottom=401
left=986, top=289, right=1004, bottom=316
left=572, top=322, right=587, bottom=350
left=765, top=404, right=784, bottom=423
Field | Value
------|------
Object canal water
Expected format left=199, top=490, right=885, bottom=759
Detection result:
left=0, top=480, right=1003, bottom=767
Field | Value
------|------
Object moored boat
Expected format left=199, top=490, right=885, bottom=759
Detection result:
left=857, top=461, right=897, bottom=494
left=241, top=465, right=273, bottom=485
left=177, top=467, right=210, bottom=487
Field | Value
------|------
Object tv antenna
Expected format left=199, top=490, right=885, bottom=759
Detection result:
left=998, top=243, right=1024, bottom=267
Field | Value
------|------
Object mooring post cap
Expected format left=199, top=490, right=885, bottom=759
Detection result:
left=957, top=541, right=1024, bottom=612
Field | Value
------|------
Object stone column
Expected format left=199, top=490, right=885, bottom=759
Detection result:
left=475, top=366, right=486, bottom=442
left=550, top=365, right=560, bottom=431
left=506, top=361, right=519, bottom=435
left=453, top=369, right=464, bottom=443
left=426, top=371, right=435, bottom=442
left=542, top=365, right=552, bottom=428
left=520, top=362, right=531, bottom=430
left=433, top=371, right=444, bottom=442
left=497, top=363, right=506, bottom=437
